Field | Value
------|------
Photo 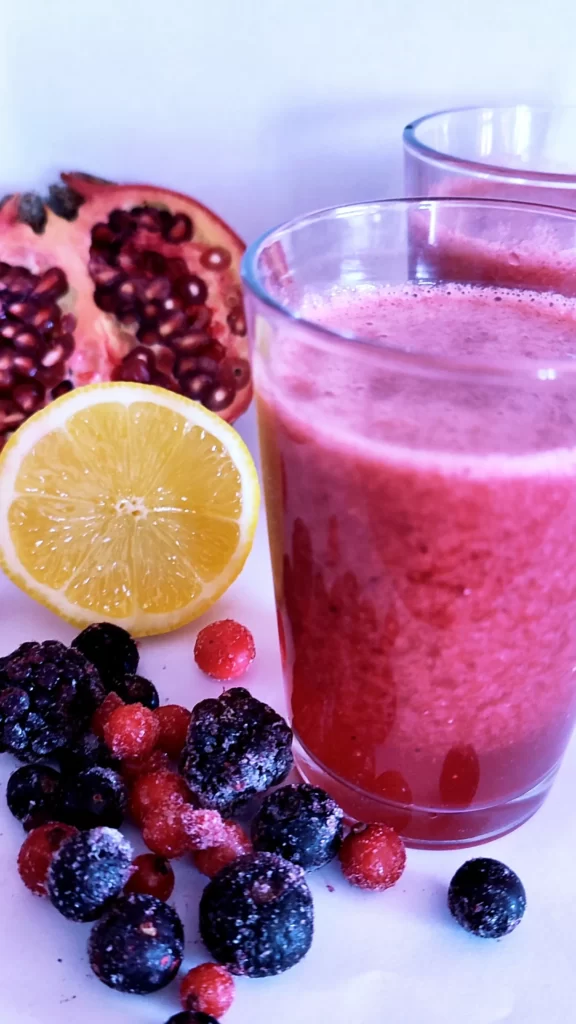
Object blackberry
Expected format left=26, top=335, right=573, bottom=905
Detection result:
left=0, top=641, right=105, bottom=762
left=165, top=1015, right=219, bottom=1024
left=6, top=764, right=63, bottom=830
left=72, top=623, right=139, bottom=684
left=48, top=826, right=132, bottom=921
left=88, top=893, right=184, bottom=993
left=57, top=731, right=119, bottom=774
left=448, top=858, right=527, bottom=938
left=112, top=673, right=159, bottom=709
left=62, top=767, right=127, bottom=829
left=181, top=688, right=293, bottom=815
left=252, top=783, right=344, bottom=870
left=199, top=852, right=314, bottom=977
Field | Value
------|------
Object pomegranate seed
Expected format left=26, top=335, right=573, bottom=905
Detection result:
left=37, top=360, right=66, bottom=390
left=51, top=380, right=74, bottom=399
left=339, top=823, right=406, bottom=891
left=30, top=267, right=68, bottom=300
left=41, top=345, right=65, bottom=368
left=0, top=322, right=19, bottom=340
left=32, top=305, right=60, bottom=332
left=108, top=209, right=136, bottom=236
left=130, top=769, right=190, bottom=827
left=88, top=257, right=123, bottom=287
left=132, top=206, right=164, bottom=232
left=61, top=312, right=77, bottom=332
left=165, top=257, right=188, bottom=281
left=200, top=246, right=232, bottom=271
left=0, top=401, right=25, bottom=430
left=181, top=373, right=212, bottom=401
left=117, top=250, right=140, bottom=274
left=4, top=267, right=35, bottom=296
left=94, top=287, right=116, bottom=313
left=180, top=963, right=235, bottom=1018
left=104, top=703, right=160, bottom=760
left=113, top=356, right=153, bottom=384
left=174, top=274, right=207, bottom=306
left=0, top=367, right=15, bottom=391
left=91, top=222, right=117, bottom=248
left=196, top=340, right=226, bottom=362
left=125, top=853, right=175, bottom=901
left=192, top=821, right=253, bottom=878
left=17, top=823, right=78, bottom=897
left=154, top=704, right=191, bottom=759
left=12, top=355, right=37, bottom=378
left=163, top=213, right=193, bottom=244
left=204, top=383, right=236, bottom=412
left=7, top=300, right=28, bottom=318
left=158, top=310, right=188, bottom=339
left=187, top=306, right=213, bottom=332
left=227, top=357, right=251, bottom=389
left=142, top=301, right=163, bottom=322
left=13, top=381, right=45, bottom=413
left=139, top=250, right=167, bottom=276
left=13, top=327, right=41, bottom=354
left=150, top=344, right=175, bottom=375
left=140, top=276, right=171, bottom=302
left=117, top=280, right=137, bottom=302
left=194, top=620, right=256, bottom=681
left=227, top=306, right=247, bottom=336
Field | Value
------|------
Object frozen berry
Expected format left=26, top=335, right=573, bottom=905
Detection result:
left=181, top=688, right=293, bottom=815
left=57, top=731, right=120, bottom=773
left=130, top=770, right=190, bottom=827
left=252, top=783, right=344, bottom=870
left=448, top=858, right=527, bottom=938
left=193, top=821, right=253, bottom=879
left=181, top=807, right=227, bottom=850
left=62, top=767, right=127, bottom=829
left=113, top=673, right=159, bottom=710
left=339, top=823, right=406, bottom=891
left=48, top=826, right=132, bottom=921
left=155, top=704, right=191, bottom=759
left=199, top=852, right=314, bottom=977
left=17, top=822, right=78, bottom=896
left=88, top=893, right=184, bottom=993
left=125, top=853, right=175, bottom=901
left=121, top=747, right=170, bottom=783
left=103, top=702, right=160, bottom=759
left=73, top=623, right=139, bottom=683
left=92, top=691, right=124, bottom=739
left=6, top=764, right=63, bottom=831
left=194, top=619, right=256, bottom=681
left=0, top=640, right=105, bottom=761
left=165, top=1015, right=219, bottom=1024
left=142, top=802, right=193, bottom=859
left=180, top=962, right=235, bottom=1018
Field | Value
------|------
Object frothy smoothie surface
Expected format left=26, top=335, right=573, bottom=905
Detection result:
left=258, top=283, right=576, bottom=842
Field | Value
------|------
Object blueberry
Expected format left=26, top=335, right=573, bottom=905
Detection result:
left=88, top=893, right=184, bottom=993
left=0, top=640, right=105, bottom=762
left=252, top=783, right=344, bottom=870
left=72, top=623, right=139, bottom=684
left=181, top=687, right=293, bottom=815
left=48, top=826, right=132, bottom=922
left=62, top=767, right=127, bottom=829
left=448, top=858, right=526, bottom=938
left=57, top=732, right=119, bottom=773
left=6, top=764, right=63, bottom=830
left=112, top=673, right=159, bottom=710
left=199, top=852, right=314, bottom=977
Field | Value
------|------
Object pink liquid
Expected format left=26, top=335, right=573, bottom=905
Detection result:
left=258, top=283, right=576, bottom=846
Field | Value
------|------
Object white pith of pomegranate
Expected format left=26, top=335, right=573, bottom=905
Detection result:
left=0, top=173, right=251, bottom=447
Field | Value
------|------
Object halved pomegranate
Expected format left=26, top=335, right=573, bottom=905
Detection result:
left=0, top=173, right=251, bottom=446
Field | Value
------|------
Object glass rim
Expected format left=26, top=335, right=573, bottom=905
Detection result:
left=403, top=104, right=576, bottom=186
left=241, top=195, right=576, bottom=382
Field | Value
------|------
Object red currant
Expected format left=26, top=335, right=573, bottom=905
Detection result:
left=339, top=823, right=406, bottom=891
left=194, top=619, right=255, bottom=681
left=124, top=853, right=175, bottom=901
left=180, top=962, right=235, bottom=1018
left=103, top=702, right=160, bottom=759
left=130, top=769, right=190, bottom=827
left=121, top=747, right=170, bottom=784
left=192, top=821, right=253, bottom=878
left=181, top=807, right=227, bottom=850
left=155, top=704, right=191, bottom=759
left=17, top=822, right=78, bottom=896
left=91, top=691, right=124, bottom=739
left=142, top=802, right=192, bottom=859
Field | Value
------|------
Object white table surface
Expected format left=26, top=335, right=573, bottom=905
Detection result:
left=0, top=409, right=573, bottom=1024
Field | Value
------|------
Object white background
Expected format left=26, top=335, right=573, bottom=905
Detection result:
left=1, top=0, right=576, bottom=240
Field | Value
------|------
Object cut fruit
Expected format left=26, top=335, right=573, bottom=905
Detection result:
left=0, top=382, right=259, bottom=635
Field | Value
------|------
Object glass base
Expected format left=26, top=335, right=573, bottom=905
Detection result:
left=294, top=735, right=559, bottom=849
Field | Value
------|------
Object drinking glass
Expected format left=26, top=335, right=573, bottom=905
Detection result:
left=242, top=196, right=576, bottom=848
left=404, top=105, right=576, bottom=208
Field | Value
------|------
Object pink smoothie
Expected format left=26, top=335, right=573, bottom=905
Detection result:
left=258, top=283, right=576, bottom=845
